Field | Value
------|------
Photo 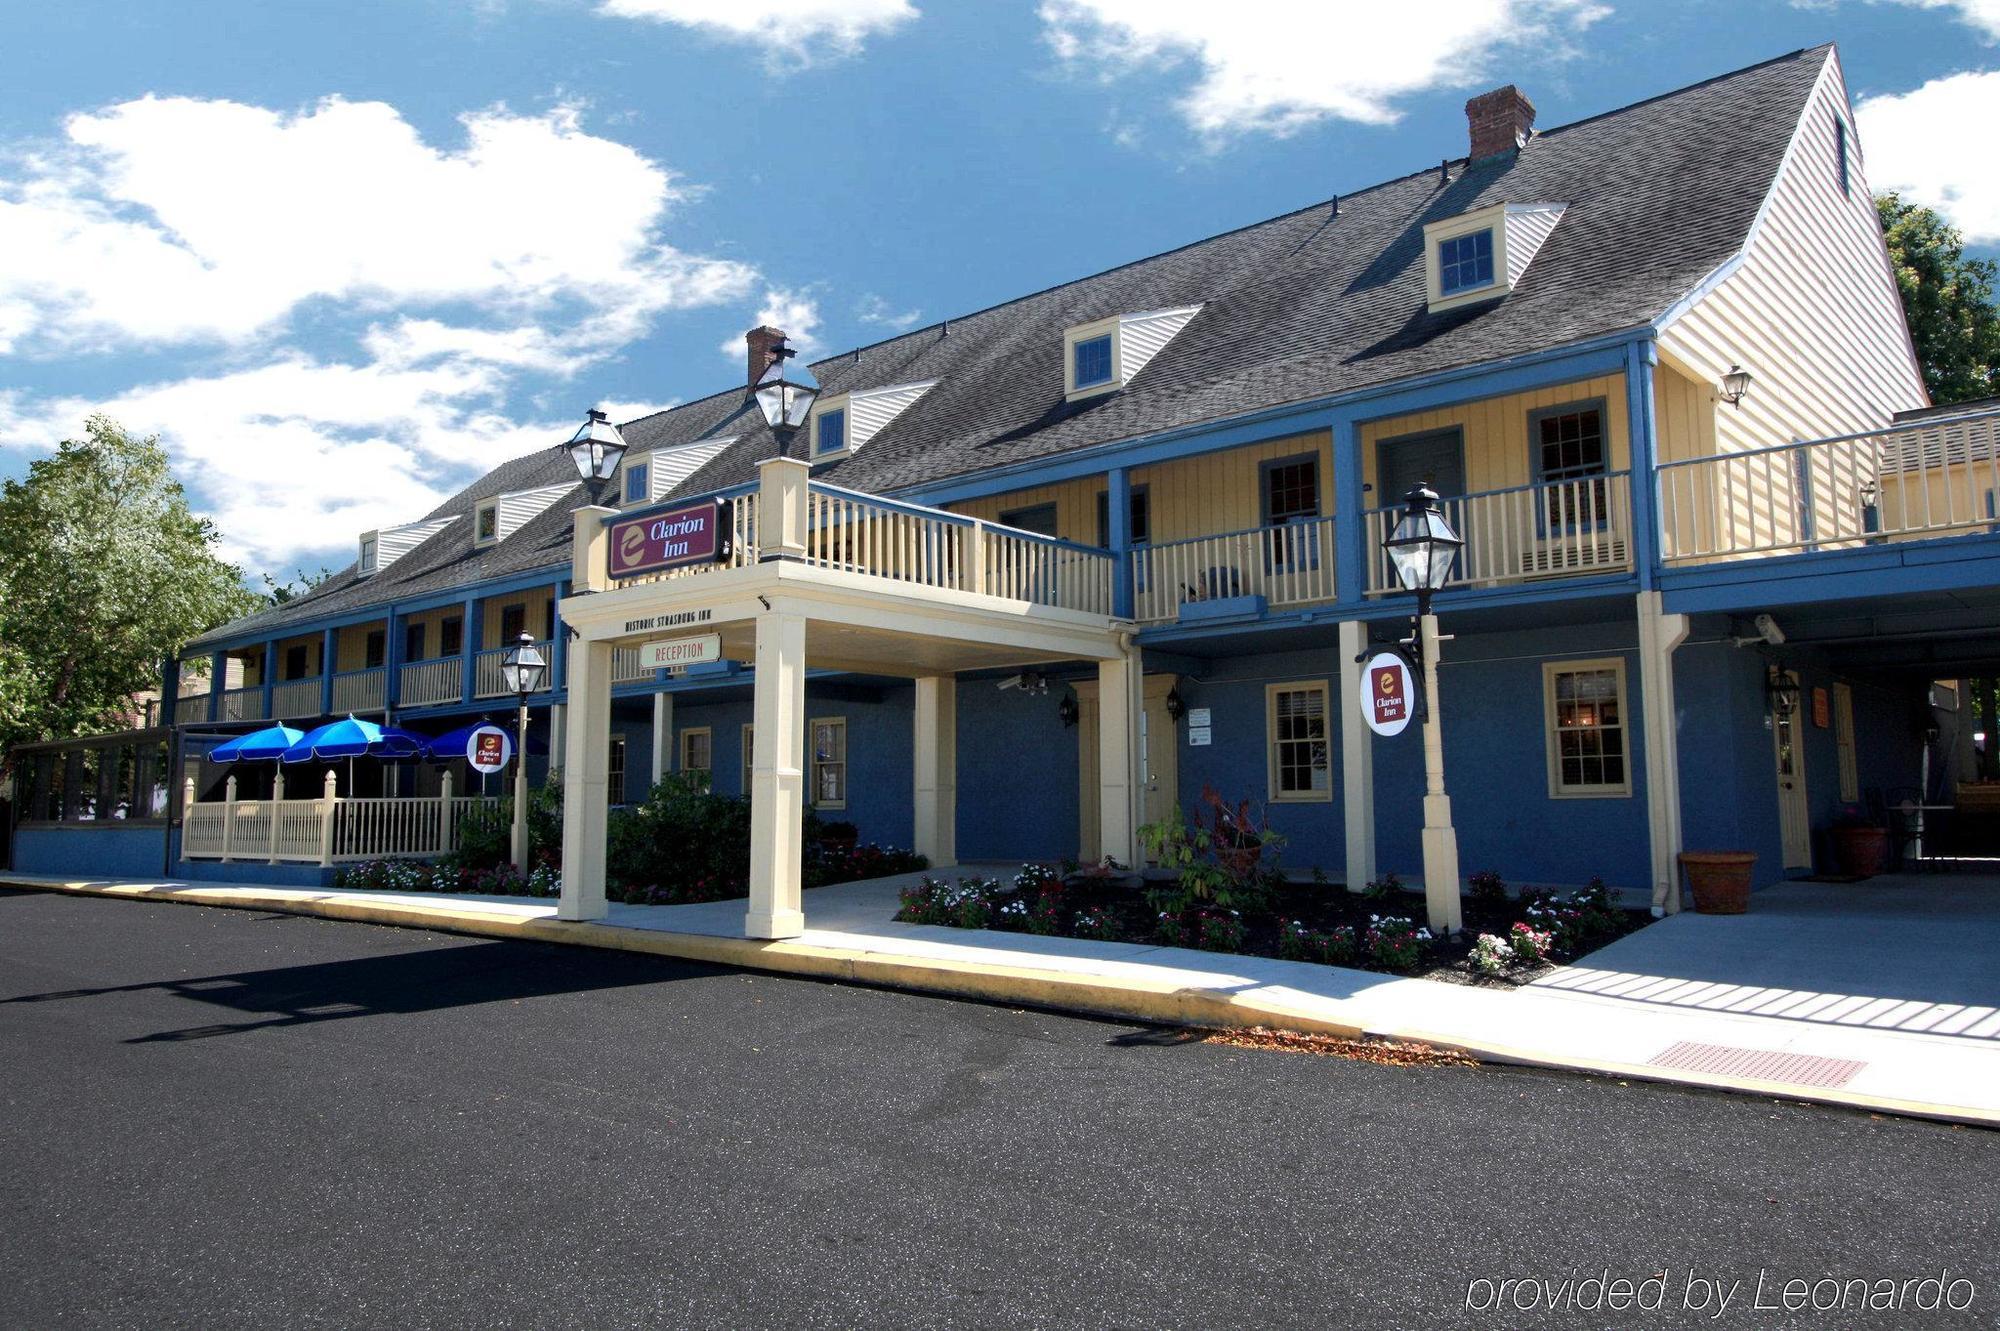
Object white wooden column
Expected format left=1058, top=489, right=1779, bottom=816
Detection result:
left=746, top=609, right=808, bottom=939
left=1637, top=590, right=1690, bottom=915
left=1096, top=650, right=1141, bottom=868
left=651, top=692, right=673, bottom=784
left=912, top=675, right=957, bottom=867
left=1337, top=619, right=1376, bottom=894
left=557, top=639, right=613, bottom=921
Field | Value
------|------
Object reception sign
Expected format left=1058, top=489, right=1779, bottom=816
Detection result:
left=1359, top=651, right=1416, bottom=738
left=466, top=724, right=513, bottom=774
left=638, top=633, right=723, bottom=670
left=607, top=500, right=730, bottom=579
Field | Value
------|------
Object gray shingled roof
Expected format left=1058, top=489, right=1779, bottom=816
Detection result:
left=189, top=44, right=1830, bottom=651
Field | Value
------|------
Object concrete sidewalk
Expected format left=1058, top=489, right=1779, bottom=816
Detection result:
left=7, top=868, right=1997, bottom=1127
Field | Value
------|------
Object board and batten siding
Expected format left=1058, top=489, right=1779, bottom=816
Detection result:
left=1360, top=376, right=1630, bottom=497
left=1657, top=50, right=1926, bottom=463
left=948, top=429, right=1333, bottom=548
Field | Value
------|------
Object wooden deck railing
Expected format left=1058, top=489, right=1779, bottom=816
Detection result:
left=475, top=640, right=555, bottom=698
left=1131, top=517, right=1337, bottom=624
left=1363, top=472, right=1632, bottom=594
left=180, top=773, right=497, bottom=865
left=1659, top=410, right=2000, bottom=562
left=331, top=668, right=386, bottom=713
left=270, top=678, right=323, bottom=720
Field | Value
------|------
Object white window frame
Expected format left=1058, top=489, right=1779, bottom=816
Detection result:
left=358, top=534, right=379, bottom=576
left=1833, top=682, right=1859, bottom=803
left=810, top=397, right=851, bottom=458
left=679, top=726, right=711, bottom=786
left=740, top=723, right=755, bottom=796
left=474, top=500, right=500, bottom=547
left=623, top=460, right=650, bottom=505
left=811, top=716, right=847, bottom=810
left=1063, top=317, right=1123, bottom=402
left=1542, top=658, right=1633, bottom=798
left=1265, top=681, right=1333, bottom=803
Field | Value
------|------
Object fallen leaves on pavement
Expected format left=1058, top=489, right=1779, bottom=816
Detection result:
left=1199, top=1025, right=1479, bottom=1067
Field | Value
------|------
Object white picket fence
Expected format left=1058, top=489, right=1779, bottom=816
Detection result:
left=180, top=773, right=498, bottom=865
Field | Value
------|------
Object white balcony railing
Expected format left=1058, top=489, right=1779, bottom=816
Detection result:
left=1131, top=517, right=1338, bottom=624
left=1659, top=410, right=2000, bottom=563
left=1363, top=472, right=1633, bottom=594
left=331, top=668, right=386, bottom=714
left=270, top=678, right=323, bottom=720
left=181, top=774, right=497, bottom=865
left=475, top=640, right=555, bottom=699
left=399, top=657, right=463, bottom=708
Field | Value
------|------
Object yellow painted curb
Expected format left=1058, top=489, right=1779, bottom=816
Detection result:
left=11, top=875, right=1993, bottom=1128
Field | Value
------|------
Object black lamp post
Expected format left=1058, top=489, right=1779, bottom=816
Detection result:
left=752, top=341, right=820, bottom=458
left=1379, top=483, right=1465, bottom=937
left=501, top=632, right=548, bottom=875
left=565, top=408, right=629, bottom=505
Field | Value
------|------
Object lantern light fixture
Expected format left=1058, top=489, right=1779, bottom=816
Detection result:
left=565, top=408, right=629, bottom=504
left=500, top=633, right=549, bottom=698
left=1719, top=364, right=1753, bottom=409
left=1382, top=484, right=1464, bottom=618
left=752, top=341, right=821, bottom=456
left=1766, top=667, right=1801, bottom=718
left=1164, top=686, right=1186, bottom=723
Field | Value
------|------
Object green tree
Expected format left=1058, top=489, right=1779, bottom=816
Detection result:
left=1878, top=192, right=2000, bottom=405
left=264, top=566, right=335, bottom=605
left=0, top=416, right=261, bottom=768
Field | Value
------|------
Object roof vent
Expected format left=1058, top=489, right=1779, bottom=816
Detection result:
left=1466, top=85, right=1535, bottom=161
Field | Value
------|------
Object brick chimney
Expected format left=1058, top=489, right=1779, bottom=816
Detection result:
left=1465, top=85, right=1535, bottom=161
left=746, top=325, right=789, bottom=387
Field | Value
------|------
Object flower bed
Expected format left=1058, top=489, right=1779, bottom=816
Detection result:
left=894, top=865, right=1649, bottom=981
left=892, top=789, right=1649, bottom=981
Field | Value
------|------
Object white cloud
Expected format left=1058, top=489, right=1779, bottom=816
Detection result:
left=856, top=292, right=922, bottom=330
left=1857, top=70, right=2000, bottom=244
left=595, top=0, right=917, bottom=64
left=1039, top=0, right=1606, bottom=138
left=0, top=92, right=770, bottom=575
left=718, top=286, right=823, bottom=362
left=0, top=94, right=754, bottom=357
left=0, top=353, right=566, bottom=569
left=1853, top=1, right=2000, bottom=39
left=596, top=398, right=678, bottom=424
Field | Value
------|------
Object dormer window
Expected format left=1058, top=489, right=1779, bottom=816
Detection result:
left=1438, top=229, right=1495, bottom=296
left=1073, top=334, right=1114, bottom=390
left=815, top=406, right=847, bottom=458
left=475, top=501, right=499, bottom=546
left=1062, top=306, right=1201, bottom=402
left=623, top=460, right=650, bottom=505
left=358, top=535, right=378, bottom=576
left=1423, top=202, right=1565, bottom=314
left=806, top=383, right=933, bottom=461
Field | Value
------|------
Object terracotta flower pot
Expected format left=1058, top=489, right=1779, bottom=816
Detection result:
left=1679, top=851, right=1756, bottom=914
left=1830, top=825, right=1889, bottom=878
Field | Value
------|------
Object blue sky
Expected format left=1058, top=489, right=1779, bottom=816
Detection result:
left=1, top=0, right=1995, bottom=580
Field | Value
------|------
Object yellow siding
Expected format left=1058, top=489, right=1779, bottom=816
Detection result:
left=1360, top=376, right=1630, bottom=499
left=1657, top=52, right=1925, bottom=459
left=333, top=622, right=383, bottom=673
left=483, top=587, right=554, bottom=646
left=950, top=429, right=1334, bottom=545
left=1653, top=359, right=1716, bottom=466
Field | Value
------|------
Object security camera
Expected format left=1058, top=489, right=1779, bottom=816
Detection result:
left=1731, top=614, right=1786, bottom=648
left=996, top=671, right=1049, bottom=694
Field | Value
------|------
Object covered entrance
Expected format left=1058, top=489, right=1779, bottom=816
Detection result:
left=557, top=458, right=1134, bottom=938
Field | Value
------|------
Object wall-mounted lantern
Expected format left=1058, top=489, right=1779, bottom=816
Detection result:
left=1718, top=364, right=1753, bottom=409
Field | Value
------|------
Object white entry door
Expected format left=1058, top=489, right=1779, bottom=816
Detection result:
left=1076, top=674, right=1179, bottom=864
left=1772, top=672, right=1812, bottom=869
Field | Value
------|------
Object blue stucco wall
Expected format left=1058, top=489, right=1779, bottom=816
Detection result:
left=1675, top=641, right=1786, bottom=885
left=956, top=677, right=1079, bottom=862
left=13, top=824, right=169, bottom=878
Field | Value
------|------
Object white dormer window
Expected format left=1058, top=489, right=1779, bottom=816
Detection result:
left=623, top=460, right=650, bottom=505
left=807, top=382, right=934, bottom=461
left=1062, top=306, right=1201, bottom=402
left=1423, top=202, right=1565, bottom=313
left=358, top=535, right=379, bottom=576
left=475, top=500, right=499, bottom=546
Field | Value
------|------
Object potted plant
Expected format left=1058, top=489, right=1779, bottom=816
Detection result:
left=1829, top=806, right=1890, bottom=878
left=1678, top=850, right=1756, bottom=914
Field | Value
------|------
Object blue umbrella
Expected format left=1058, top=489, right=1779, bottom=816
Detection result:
left=208, top=724, right=305, bottom=763
left=281, top=715, right=427, bottom=764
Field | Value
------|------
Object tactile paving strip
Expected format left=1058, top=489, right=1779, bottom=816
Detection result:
left=1647, top=1041, right=1865, bottom=1088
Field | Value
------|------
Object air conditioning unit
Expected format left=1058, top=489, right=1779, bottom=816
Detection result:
left=1520, top=537, right=1628, bottom=575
